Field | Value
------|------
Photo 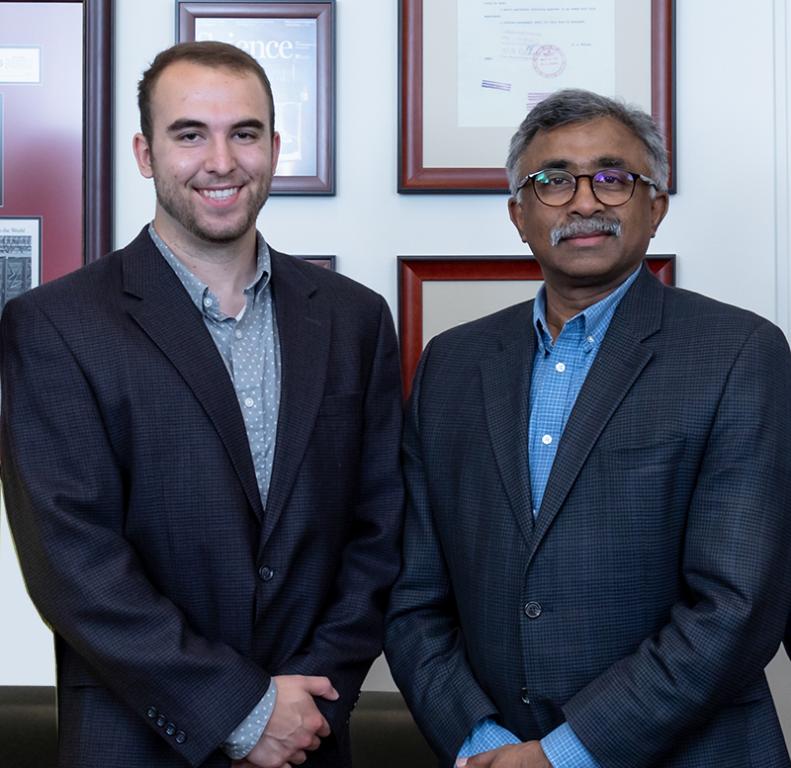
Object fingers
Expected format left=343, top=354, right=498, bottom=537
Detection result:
left=459, top=749, right=495, bottom=768
left=299, top=675, right=340, bottom=701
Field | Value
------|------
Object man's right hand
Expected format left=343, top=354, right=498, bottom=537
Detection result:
left=239, top=675, right=339, bottom=768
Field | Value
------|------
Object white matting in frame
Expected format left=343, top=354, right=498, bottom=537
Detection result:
left=424, top=0, right=653, bottom=169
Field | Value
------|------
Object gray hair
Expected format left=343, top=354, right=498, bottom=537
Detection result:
left=505, top=89, right=669, bottom=195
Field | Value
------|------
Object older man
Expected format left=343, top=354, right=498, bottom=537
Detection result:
left=385, top=89, right=791, bottom=768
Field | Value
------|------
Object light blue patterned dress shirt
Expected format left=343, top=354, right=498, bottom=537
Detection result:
left=458, top=266, right=641, bottom=768
left=150, top=225, right=280, bottom=759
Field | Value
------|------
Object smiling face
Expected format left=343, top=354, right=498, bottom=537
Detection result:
left=508, top=116, right=668, bottom=297
left=133, top=60, right=280, bottom=253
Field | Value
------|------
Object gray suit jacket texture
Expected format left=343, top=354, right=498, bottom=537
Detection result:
left=385, top=266, right=791, bottom=768
left=0, top=228, right=404, bottom=767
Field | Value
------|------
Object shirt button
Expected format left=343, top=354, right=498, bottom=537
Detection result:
left=542, top=434, right=552, bottom=445
left=244, top=397, right=255, bottom=408
left=175, top=731, right=187, bottom=745
left=555, top=362, right=566, bottom=373
left=587, top=335, right=595, bottom=344
left=235, top=329, right=243, bottom=339
left=203, top=297, right=213, bottom=307
left=524, top=601, right=542, bottom=619
left=259, top=565, right=275, bottom=582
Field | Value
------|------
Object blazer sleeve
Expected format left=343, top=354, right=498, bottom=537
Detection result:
left=0, top=296, right=270, bottom=767
left=384, top=339, right=500, bottom=764
left=276, top=295, right=405, bottom=732
left=563, top=319, right=791, bottom=767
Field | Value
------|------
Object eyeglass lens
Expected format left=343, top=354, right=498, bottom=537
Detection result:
left=533, top=169, right=636, bottom=206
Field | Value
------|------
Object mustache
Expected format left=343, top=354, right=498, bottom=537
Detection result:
left=550, top=216, right=622, bottom=247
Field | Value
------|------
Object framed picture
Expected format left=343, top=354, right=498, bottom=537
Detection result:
left=297, top=254, right=335, bottom=270
left=0, top=0, right=111, bottom=279
left=399, top=0, right=675, bottom=193
left=178, top=0, right=335, bottom=195
left=398, top=254, right=675, bottom=395
left=0, top=216, right=40, bottom=313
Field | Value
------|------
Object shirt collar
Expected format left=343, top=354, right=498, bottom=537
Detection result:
left=148, top=223, right=272, bottom=316
left=532, top=263, right=642, bottom=353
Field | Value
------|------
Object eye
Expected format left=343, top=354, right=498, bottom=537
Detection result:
left=234, top=129, right=260, bottom=141
left=177, top=131, right=201, bottom=143
left=536, top=171, right=573, bottom=187
left=593, top=169, right=632, bottom=187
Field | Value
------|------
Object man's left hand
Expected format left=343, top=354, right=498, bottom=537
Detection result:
left=458, top=742, right=551, bottom=768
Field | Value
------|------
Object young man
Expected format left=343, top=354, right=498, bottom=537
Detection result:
left=1, top=42, right=403, bottom=768
left=386, top=89, right=791, bottom=768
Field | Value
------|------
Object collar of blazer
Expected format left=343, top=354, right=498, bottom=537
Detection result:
left=480, top=263, right=666, bottom=556
left=118, top=228, right=332, bottom=537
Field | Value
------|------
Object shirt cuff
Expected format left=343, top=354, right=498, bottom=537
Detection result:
left=221, top=681, right=277, bottom=760
left=457, top=716, right=521, bottom=759
left=541, top=722, right=601, bottom=768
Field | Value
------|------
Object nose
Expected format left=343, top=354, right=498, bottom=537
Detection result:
left=204, top=136, right=236, bottom=176
left=568, top=175, right=605, bottom=216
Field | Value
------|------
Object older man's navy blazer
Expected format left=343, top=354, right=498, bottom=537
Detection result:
left=0, top=228, right=403, bottom=767
left=386, top=266, right=791, bottom=768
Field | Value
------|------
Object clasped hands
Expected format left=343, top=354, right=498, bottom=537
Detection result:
left=232, top=674, right=339, bottom=768
left=457, top=741, right=551, bottom=768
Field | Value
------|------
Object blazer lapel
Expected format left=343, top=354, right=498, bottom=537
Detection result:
left=528, top=267, right=665, bottom=563
left=260, top=249, right=331, bottom=546
left=479, top=302, right=536, bottom=547
left=121, top=229, right=265, bottom=521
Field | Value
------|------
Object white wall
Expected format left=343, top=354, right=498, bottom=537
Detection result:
left=2, top=0, right=790, bottom=745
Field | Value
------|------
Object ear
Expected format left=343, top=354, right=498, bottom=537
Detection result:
left=649, top=191, right=669, bottom=236
left=132, top=133, right=154, bottom=179
left=508, top=196, right=528, bottom=243
left=270, top=131, right=281, bottom=175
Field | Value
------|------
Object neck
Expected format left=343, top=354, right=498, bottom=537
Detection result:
left=153, top=221, right=258, bottom=316
left=542, top=282, right=618, bottom=341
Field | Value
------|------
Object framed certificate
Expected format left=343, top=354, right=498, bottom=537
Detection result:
left=0, top=216, right=40, bottom=313
left=178, top=1, right=336, bottom=195
left=399, top=0, right=675, bottom=193
left=397, top=254, right=675, bottom=396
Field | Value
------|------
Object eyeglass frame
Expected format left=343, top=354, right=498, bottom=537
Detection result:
left=514, top=167, right=660, bottom=208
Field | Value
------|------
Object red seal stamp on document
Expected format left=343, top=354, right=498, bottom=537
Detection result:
left=532, top=44, right=566, bottom=78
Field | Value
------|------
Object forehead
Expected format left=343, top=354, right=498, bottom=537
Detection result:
left=519, top=116, right=650, bottom=172
left=150, top=60, right=270, bottom=125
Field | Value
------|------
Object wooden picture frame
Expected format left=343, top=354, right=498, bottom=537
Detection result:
left=398, top=254, right=675, bottom=396
left=177, top=0, right=335, bottom=195
left=399, top=0, right=675, bottom=193
left=297, top=254, right=335, bottom=270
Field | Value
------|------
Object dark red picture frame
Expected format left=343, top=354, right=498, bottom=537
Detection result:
left=398, top=255, right=675, bottom=397
left=399, top=0, right=676, bottom=194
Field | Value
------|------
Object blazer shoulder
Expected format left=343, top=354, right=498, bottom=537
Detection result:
left=269, top=247, right=387, bottom=313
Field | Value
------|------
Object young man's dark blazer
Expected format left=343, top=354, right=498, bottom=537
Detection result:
left=0, top=227, right=404, bottom=768
left=385, top=265, right=791, bottom=768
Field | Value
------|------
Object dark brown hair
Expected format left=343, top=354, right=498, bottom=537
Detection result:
left=138, top=41, right=275, bottom=145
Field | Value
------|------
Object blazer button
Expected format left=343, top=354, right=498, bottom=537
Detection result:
left=166, top=722, right=176, bottom=737
left=146, top=706, right=158, bottom=719
left=521, top=687, right=531, bottom=704
left=175, top=731, right=187, bottom=744
left=258, top=565, right=275, bottom=582
left=524, top=601, right=542, bottom=619
left=156, top=714, right=167, bottom=728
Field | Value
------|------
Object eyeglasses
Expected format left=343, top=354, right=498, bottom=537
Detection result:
left=515, top=168, right=659, bottom=207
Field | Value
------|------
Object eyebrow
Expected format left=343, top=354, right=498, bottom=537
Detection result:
left=539, top=156, right=629, bottom=170
left=166, top=118, right=267, bottom=134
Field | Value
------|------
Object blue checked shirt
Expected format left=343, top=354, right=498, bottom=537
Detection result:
left=458, top=266, right=641, bottom=768
left=150, top=225, right=280, bottom=759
